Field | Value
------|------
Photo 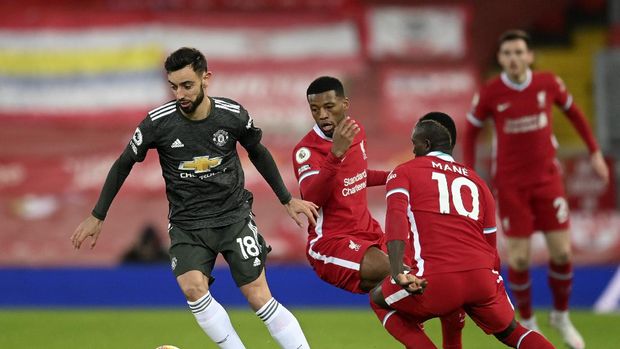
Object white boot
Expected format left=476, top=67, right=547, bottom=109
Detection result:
left=549, top=310, right=585, bottom=349
left=520, top=316, right=542, bottom=333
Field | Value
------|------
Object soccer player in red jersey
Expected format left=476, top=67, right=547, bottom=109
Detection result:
left=463, top=30, right=609, bottom=349
left=371, top=112, right=555, bottom=349
left=292, top=76, right=464, bottom=349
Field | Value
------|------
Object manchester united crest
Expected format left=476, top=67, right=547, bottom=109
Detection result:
left=213, top=129, right=229, bottom=147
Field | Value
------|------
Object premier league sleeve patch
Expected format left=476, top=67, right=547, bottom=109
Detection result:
left=295, top=147, right=311, bottom=164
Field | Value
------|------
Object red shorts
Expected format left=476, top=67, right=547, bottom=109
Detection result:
left=495, top=178, right=570, bottom=237
left=380, top=269, right=514, bottom=334
left=306, top=233, right=382, bottom=294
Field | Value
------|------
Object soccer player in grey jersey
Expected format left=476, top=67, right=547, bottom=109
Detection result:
left=71, top=47, right=318, bottom=349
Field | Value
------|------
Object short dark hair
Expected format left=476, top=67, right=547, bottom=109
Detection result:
left=164, top=47, right=207, bottom=74
left=306, top=76, right=345, bottom=97
left=419, top=111, right=457, bottom=147
left=498, top=29, right=532, bottom=50
left=415, top=112, right=455, bottom=152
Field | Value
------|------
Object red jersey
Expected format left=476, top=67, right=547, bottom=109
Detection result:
left=385, top=152, right=497, bottom=276
left=464, top=70, right=598, bottom=186
left=292, top=123, right=387, bottom=244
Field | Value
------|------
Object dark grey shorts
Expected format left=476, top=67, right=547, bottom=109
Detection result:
left=168, top=216, right=269, bottom=287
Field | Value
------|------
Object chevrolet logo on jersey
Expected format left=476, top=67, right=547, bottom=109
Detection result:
left=178, top=156, right=223, bottom=173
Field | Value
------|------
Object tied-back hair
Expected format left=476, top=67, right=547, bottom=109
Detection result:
left=307, top=76, right=345, bottom=97
left=165, top=47, right=207, bottom=74
left=498, top=29, right=532, bottom=50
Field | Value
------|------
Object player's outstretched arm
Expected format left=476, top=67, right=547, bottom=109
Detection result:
left=70, top=151, right=136, bottom=250
left=284, top=198, right=319, bottom=228
left=591, top=150, right=610, bottom=185
left=71, top=215, right=104, bottom=250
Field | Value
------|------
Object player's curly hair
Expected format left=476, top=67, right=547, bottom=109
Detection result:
left=307, top=76, right=345, bottom=97
left=165, top=47, right=208, bottom=74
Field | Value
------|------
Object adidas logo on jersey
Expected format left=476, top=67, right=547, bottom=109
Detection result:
left=253, top=257, right=261, bottom=267
left=171, top=139, right=184, bottom=148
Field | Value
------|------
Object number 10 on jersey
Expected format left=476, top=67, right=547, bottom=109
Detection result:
left=431, top=172, right=480, bottom=220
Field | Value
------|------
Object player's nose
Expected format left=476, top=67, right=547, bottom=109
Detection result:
left=174, top=89, right=186, bottom=100
left=318, top=108, right=329, bottom=119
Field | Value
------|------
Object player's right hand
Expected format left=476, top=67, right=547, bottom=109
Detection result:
left=394, top=273, right=428, bottom=294
left=284, top=197, right=319, bottom=228
left=590, top=150, right=609, bottom=185
left=71, top=215, right=104, bottom=250
left=331, top=117, right=359, bottom=158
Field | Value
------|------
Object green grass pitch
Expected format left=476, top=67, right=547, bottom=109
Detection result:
left=0, top=308, right=618, bottom=348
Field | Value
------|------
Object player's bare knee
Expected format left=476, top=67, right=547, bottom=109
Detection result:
left=177, top=271, right=210, bottom=301
left=180, top=283, right=209, bottom=301
left=509, top=256, right=530, bottom=271
left=550, top=250, right=571, bottom=265
left=244, top=289, right=272, bottom=311
left=240, top=280, right=273, bottom=311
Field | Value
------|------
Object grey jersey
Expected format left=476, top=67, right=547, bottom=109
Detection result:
left=127, top=97, right=261, bottom=229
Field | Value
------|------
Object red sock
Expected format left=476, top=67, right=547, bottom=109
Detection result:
left=440, top=310, right=464, bottom=349
left=508, top=267, right=533, bottom=319
left=548, top=261, right=572, bottom=311
left=501, top=323, right=555, bottom=348
left=369, top=298, right=437, bottom=349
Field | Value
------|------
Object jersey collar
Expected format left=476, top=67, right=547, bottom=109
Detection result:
left=427, top=151, right=454, bottom=162
left=312, top=124, right=333, bottom=142
left=500, top=69, right=532, bottom=91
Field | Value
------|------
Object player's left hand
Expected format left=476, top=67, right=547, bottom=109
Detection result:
left=284, top=198, right=319, bottom=228
left=590, top=151, right=609, bottom=185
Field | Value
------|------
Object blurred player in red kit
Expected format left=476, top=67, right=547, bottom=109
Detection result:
left=463, top=29, right=609, bottom=349
left=371, top=111, right=556, bottom=349
left=292, top=76, right=464, bottom=349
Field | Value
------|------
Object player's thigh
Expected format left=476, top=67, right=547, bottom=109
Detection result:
left=360, top=246, right=390, bottom=284
left=308, top=236, right=380, bottom=294
left=495, top=185, right=534, bottom=238
left=169, top=225, right=218, bottom=281
left=219, top=216, right=270, bottom=287
left=464, top=269, right=515, bottom=334
left=532, top=179, right=570, bottom=232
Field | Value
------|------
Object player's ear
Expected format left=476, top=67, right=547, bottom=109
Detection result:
left=342, top=97, right=350, bottom=111
left=425, top=139, right=432, bottom=151
left=202, top=71, right=212, bottom=89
